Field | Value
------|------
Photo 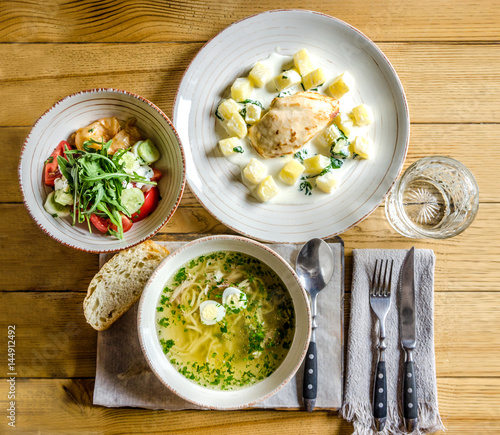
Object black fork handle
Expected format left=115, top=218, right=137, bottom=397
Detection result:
left=373, top=360, right=387, bottom=431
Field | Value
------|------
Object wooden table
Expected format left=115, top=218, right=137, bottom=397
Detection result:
left=1, top=1, right=499, bottom=433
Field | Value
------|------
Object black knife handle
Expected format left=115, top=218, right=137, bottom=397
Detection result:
left=373, top=361, right=387, bottom=427
left=302, top=341, right=317, bottom=412
left=403, top=360, right=418, bottom=429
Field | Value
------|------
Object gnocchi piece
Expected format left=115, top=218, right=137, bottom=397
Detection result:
left=302, top=68, right=325, bottom=90
left=245, top=103, right=262, bottom=125
left=249, top=62, right=272, bottom=88
left=218, top=137, right=241, bottom=156
left=316, top=172, right=339, bottom=193
left=293, top=49, right=314, bottom=76
left=333, top=112, right=354, bottom=137
left=331, top=138, right=351, bottom=159
left=217, top=98, right=240, bottom=121
left=225, top=113, right=248, bottom=138
left=318, top=124, right=342, bottom=147
left=231, top=78, right=254, bottom=102
left=328, top=72, right=353, bottom=99
left=351, top=104, right=373, bottom=126
left=351, top=136, right=372, bottom=159
left=274, top=69, right=301, bottom=91
left=303, top=154, right=331, bottom=175
left=257, top=176, right=280, bottom=202
left=279, top=159, right=306, bottom=185
left=243, top=158, right=267, bottom=184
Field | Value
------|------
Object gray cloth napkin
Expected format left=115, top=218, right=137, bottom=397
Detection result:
left=341, top=249, right=444, bottom=435
left=93, top=241, right=344, bottom=410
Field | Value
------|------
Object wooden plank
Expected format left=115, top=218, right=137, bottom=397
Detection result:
left=1, top=289, right=499, bottom=379
left=1, top=203, right=498, bottom=291
left=0, top=378, right=497, bottom=433
left=1, top=43, right=500, bottom=125
left=1, top=292, right=97, bottom=378
left=1, top=0, right=499, bottom=43
left=4, top=124, right=499, bottom=203
left=0, top=205, right=98, bottom=291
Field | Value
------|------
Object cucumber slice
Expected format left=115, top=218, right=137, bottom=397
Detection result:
left=44, top=191, right=71, bottom=218
left=121, top=187, right=145, bottom=214
left=54, top=189, right=74, bottom=206
left=131, top=140, right=143, bottom=159
left=118, top=151, right=141, bottom=174
left=138, top=139, right=160, bottom=164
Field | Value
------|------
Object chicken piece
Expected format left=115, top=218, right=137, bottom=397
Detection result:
left=73, top=117, right=121, bottom=151
left=248, top=92, right=339, bottom=158
left=108, top=119, right=143, bottom=154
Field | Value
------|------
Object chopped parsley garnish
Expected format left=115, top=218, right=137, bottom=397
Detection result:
left=160, top=338, right=175, bottom=354
left=277, top=89, right=294, bottom=98
left=299, top=177, right=313, bottom=196
left=240, top=99, right=264, bottom=109
left=294, top=149, right=308, bottom=162
left=232, top=146, right=244, bottom=154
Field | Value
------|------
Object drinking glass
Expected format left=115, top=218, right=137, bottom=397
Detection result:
left=385, top=156, right=479, bottom=239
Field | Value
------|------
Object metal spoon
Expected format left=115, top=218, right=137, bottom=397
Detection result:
left=296, top=238, right=335, bottom=412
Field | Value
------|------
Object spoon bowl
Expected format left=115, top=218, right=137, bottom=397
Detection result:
left=296, top=238, right=335, bottom=296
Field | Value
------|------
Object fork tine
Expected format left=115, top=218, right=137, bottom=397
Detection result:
left=371, top=259, right=379, bottom=296
left=380, top=260, right=387, bottom=296
left=386, top=260, right=394, bottom=296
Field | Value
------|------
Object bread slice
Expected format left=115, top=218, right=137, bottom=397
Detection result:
left=84, top=240, right=169, bottom=331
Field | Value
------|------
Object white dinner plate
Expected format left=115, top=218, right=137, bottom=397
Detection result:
left=173, top=10, right=409, bottom=243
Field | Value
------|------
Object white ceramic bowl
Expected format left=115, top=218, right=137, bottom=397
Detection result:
left=174, top=10, right=409, bottom=243
left=19, top=88, right=186, bottom=253
left=138, top=235, right=311, bottom=409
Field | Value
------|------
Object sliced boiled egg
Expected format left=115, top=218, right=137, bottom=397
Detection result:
left=222, top=287, right=248, bottom=311
left=199, top=300, right=226, bottom=325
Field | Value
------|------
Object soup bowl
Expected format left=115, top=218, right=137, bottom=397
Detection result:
left=19, top=88, right=186, bottom=253
left=138, top=235, right=311, bottom=409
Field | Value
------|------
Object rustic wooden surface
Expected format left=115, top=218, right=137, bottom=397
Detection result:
left=1, top=1, right=499, bottom=433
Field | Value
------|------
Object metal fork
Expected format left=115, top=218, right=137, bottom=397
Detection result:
left=369, top=259, right=394, bottom=432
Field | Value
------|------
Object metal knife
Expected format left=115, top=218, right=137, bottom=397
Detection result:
left=399, top=247, right=418, bottom=432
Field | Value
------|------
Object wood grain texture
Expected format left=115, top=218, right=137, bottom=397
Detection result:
left=1, top=43, right=500, bottom=126
left=0, top=378, right=498, bottom=433
left=1, top=291, right=498, bottom=379
left=2, top=1, right=499, bottom=433
left=1, top=203, right=498, bottom=292
left=1, top=0, right=499, bottom=43
left=3, top=124, right=499, bottom=203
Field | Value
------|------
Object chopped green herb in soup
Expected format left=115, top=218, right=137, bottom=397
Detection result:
left=155, top=251, right=295, bottom=390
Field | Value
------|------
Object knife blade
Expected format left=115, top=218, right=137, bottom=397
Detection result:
left=399, top=247, right=418, bottom=432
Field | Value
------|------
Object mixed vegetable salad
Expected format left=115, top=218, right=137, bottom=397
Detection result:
left=43, top=118, right=162, bottom=239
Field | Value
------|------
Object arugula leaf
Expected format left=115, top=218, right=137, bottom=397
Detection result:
left=53, top=137, right=158, bottom=239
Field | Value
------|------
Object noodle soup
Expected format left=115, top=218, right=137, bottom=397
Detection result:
left=155, top=251, right=295, bottom=390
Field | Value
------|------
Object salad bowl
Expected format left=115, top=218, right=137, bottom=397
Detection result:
left=19, top=88, right=186, bottom=253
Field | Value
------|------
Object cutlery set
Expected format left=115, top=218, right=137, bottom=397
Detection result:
left=370, top=248, right=418, bottom=432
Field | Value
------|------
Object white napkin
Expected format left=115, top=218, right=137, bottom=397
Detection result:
left=93, top=240, right=344, bottom=410
left=341, top=249, right=444, bottom=434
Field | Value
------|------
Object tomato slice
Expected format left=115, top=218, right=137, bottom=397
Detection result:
left=131, top=186, right=160, bottom=222
left=151, top=168, right=162, bottom=183
left=44, top=140, right=72, bottom=186
left=90, top=213, right=133, bottom=233
left=90, top=214, right=109, bottom=233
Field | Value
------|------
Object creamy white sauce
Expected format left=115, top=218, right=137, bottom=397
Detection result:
left=217, top=51, right=371, bottom=205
